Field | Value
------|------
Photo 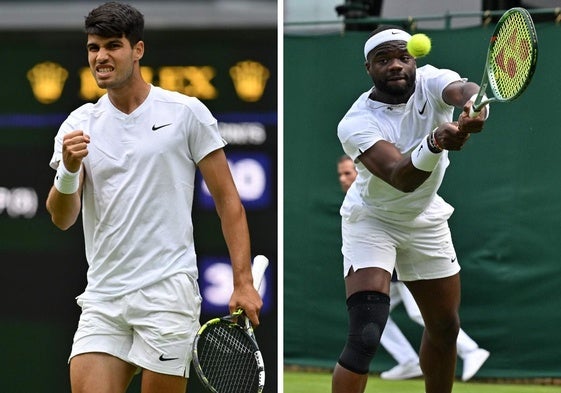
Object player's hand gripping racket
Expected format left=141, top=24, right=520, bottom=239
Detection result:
left=470, top=7, right=538, bottom=117
left=192, top=255, right=269, bottom=393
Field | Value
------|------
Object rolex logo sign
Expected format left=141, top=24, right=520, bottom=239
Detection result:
left=27, top=61, right=69, bottom=104
left=229, top=60, right=270, bottom=102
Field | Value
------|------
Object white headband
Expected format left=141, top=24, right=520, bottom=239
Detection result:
left=364, top=29, right=412, bottom=60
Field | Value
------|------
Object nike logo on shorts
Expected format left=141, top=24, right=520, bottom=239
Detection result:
left=159, top=354, right=179, bottom=361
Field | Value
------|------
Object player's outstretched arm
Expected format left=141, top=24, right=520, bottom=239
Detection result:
left=358, top=139, right=432, bottom=193
left=443, top=81, right=488, bottom=134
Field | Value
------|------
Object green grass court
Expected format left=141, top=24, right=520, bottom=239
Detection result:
left=284, top=370, right=561, bottom=393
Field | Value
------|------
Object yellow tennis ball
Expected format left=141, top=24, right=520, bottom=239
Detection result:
left=407, top=33, right=431, bottom=58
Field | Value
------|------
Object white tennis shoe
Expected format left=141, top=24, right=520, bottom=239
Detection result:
left=380, top=361, right=423, bottom=380
left=461, top=348, right=490, bottom=381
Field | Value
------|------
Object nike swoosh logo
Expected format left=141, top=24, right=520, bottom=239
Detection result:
left=152, top=123, right=172, bottom=131
left=418, top=100, right=428, bottom=115
left=159, top=354, right=179, bottom=361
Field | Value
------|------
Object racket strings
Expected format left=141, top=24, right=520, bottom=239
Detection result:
left=489, top=11, right=537, bottom=100
left=198, top=323, right=260, bottom=393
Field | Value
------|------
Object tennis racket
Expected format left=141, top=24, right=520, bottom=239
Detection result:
left=192, top=255, right=269, bottom=393
left=470, top=7, right=538, bottom=117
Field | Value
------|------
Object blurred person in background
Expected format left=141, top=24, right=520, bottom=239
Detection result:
left=337, top=154, right=358, bottom=193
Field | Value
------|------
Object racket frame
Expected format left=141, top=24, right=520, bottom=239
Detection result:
left=472, top=7, right=538, bottom=115
left=192, top=310, right=265, bottom=393
left=192, top=255, right=269, bottom=393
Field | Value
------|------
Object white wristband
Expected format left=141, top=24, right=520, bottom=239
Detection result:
left=54, top=161, right=80, bottom=194
left=469, top=93, right=490, bottom=119
left=411, top=135, right=442, bottom=172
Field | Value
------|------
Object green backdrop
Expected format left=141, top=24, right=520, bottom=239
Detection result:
left=284, top=22, right=561, bottom=378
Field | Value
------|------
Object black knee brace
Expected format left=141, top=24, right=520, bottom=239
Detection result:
left=337, top=291, right=390, bottom=374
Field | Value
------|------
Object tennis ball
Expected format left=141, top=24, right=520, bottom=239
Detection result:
left=407, top=33, right=431, bottom=58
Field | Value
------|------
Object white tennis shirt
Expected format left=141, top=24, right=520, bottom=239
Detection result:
left=50, top=85, right=226, bottom=300
left=338, top=65, right=463, bottom=223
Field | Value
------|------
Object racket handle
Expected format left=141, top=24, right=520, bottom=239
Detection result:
left=469, top=92, right=490, bottom=118
left=469, top=104, right=481, bottom=118
left=252, top=255, right=269, bottom=290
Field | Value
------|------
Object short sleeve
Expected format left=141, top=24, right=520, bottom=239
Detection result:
left=49, top=104, right=93, bottom=170
left=338, top=109, right=384, bottom=161
left=184, top=98, right=226, bottom=164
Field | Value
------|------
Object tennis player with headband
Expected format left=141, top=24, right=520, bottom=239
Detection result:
left=332, top=25, right=489, bottom=393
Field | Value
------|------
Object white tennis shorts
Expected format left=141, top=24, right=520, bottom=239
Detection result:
left=342, top=213, right=461, bottom=281
left=69, top=273, right=202, bottom=377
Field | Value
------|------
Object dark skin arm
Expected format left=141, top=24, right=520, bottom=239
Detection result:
left=358, top=81, right=488, bottom=193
